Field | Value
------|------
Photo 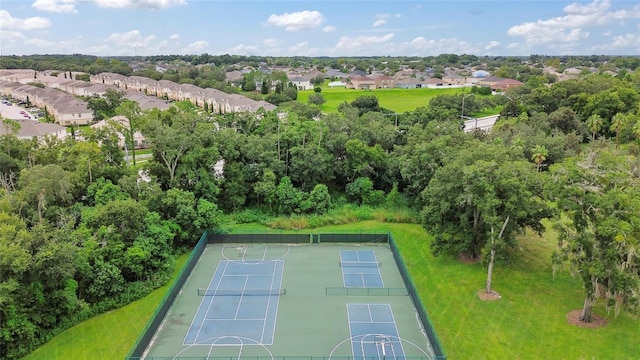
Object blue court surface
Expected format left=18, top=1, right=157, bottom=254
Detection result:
left=183, top=259, right=284, bottom=346
left=341, top=250, right=384, bottom=288
left=347, top=304, right=406, bottom=360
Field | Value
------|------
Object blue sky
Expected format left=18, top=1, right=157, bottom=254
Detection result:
left=1, top=0, right=639, bottom=57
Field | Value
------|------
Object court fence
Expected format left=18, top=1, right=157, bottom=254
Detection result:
left=128, top=357, right=436, bottom=360
left=126, top=231, right=446, bottom=360
left=207, top=232, right=389, bottom=244
left=325, top=287, right=409, bottom=296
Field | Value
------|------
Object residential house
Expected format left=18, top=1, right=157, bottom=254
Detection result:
left=395, top=78, right=429, bottom=89
left=50, top=99, right=93, bottom=126
left=475, top=76, right=523, bottom=91
left=124, top=91, right=171, bottom=111
left=324, top=68, right=347, bottom=79
left=91, top=115, right=146, bottom=149
left=348, top=76, right=376, bottom=90
left=289, top=76, right=313, bottom=90
left=472, top=70, right=490, bottom=78
left=372, top=75, right=395, bottom=89
left=0, top=119, right=67, bottom=140
left=425, top=78, right=451, bottom=88
left=442, top=74, right=466, bottom=86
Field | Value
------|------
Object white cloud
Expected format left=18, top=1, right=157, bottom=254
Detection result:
left=263, top=38, right=281, bottom=47
left=288, top=42, right=319, bottom=56
left=266, top=10, right=325, bottom=31
left=485, top=40, right=500, bottom=50
left=31, top=0, right=186, bottom=12
left=183, top=40, right=208, bottom=54
left=169, top=33, right=179, bottom=40
left=32, top=0, right=78, bottom=13
left=508, top=0, right=640, bottom=46
left=108, top=30, right=156, bottom=48
left=84, top=44, right=112, bottom=56
left=335, top=33, right=394, bottom=53
left=25, top=38, right=56, bottom=48
left=322, top=26, right=336, bottom=32
left=0, top=10, right=51, bottom=30
left=590, top=32, right=640, bottom=51
left=372, top=13, right=401, bottom=27
left=92, top=0, right=186, bottom=9
left=0, top=30, right=25, bottom=48
left=396, top=37, right=478, bottom=55
left=227, top=44, right=259, bottom=55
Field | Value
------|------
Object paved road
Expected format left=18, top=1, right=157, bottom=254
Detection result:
left=464, top=115, right=499, bottom=132
left=0, top=101, right=36, bottom=120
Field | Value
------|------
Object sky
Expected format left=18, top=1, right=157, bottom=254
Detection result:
left=1, top=0, right=639, bottom=57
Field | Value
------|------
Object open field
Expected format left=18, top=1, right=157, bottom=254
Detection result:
left=23, top=221, right=640, bottom=359
left=297, top=87, right=464, bottom=113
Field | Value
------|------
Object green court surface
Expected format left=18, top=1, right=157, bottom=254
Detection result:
left=140, top=242, right=438, bottom=359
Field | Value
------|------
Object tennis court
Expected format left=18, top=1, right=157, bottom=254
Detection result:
left=134, top=235, right=444, bottom=360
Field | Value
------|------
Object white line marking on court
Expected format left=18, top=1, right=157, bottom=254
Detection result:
left=235, top=276, right=249, bottom=319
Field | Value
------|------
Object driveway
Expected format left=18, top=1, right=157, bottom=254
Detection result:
left=464, top=115, right=499, bottom=132
left=0, top=101, right=34, bottom=120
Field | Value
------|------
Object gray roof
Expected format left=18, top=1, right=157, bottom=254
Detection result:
left=1, top=119, right=66, bottom=138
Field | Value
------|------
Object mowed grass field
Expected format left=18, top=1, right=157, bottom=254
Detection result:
left=24, top=221, right=640, bottom=359
left=297, top=86, right=463, bottom=113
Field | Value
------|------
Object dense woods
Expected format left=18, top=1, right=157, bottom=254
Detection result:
left=1, top=56, right=640, bottom=358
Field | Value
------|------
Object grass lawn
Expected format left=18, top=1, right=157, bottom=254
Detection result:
left=297, top=87, right=463, bottom=113
left=23, top=221, right=640, bottom=359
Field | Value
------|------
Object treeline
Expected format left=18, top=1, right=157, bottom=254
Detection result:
left=2, top=66, right=640, bottom=358
left=0, top=54, right=133, bottom=76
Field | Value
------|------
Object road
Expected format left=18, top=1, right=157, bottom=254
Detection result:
left=464, top=115, right=499, bottom=132
left=0, top=101, right=35, bottom=120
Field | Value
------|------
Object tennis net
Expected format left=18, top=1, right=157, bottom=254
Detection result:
left=339, top=261, right=382, bottom=268
left=197, top=288, right=286, bottom=296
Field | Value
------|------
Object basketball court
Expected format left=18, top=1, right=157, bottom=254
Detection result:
left=136, top=238, right=442, bottom=360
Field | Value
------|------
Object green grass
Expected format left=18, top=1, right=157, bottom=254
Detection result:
left=297, top=87, right=463, bottom=113
left=23, top=221, right=640, bottom=359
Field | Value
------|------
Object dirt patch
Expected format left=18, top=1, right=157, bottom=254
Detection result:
left=458, top=253, right=480, bottom=264
left=477, top=289, right=501, bottom=301
left=566, top=309, right=608, bottom=328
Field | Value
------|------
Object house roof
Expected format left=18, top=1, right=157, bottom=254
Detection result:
left=350, top=75, right=374, bottom=82
left=1, top=119, right=66, bottom=138
left=425, top=78, right=450, bottom=85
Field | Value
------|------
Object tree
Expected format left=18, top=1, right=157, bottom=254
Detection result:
left=346, top=177, right=384, bottom=206
left=547, top=147, right=640, bottom=322
left=308, top=93, right=326, bottom=106
left=310, top=74, right=325, bottom=86
left=531, top=144, right=548, bottom=171
left=421, top=142, right=552, bottom=294
left=17, top=164, right=73, bottom=224
left=350, top=95, right=381, bottom=116
left=610, top=112, right=629, bottom=148
left=302, top=183, right=331, bottom=214
left=633, top=118, right=640, bottom=140
left=143, top=109, right=198, bottom=188
left=253, top=169, right=277, bottom=209
left=85, top=88, right=126, bottom=121
left=275, top=176, right=304, bottom=214
left=586, top=114, right=604, bottom=141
